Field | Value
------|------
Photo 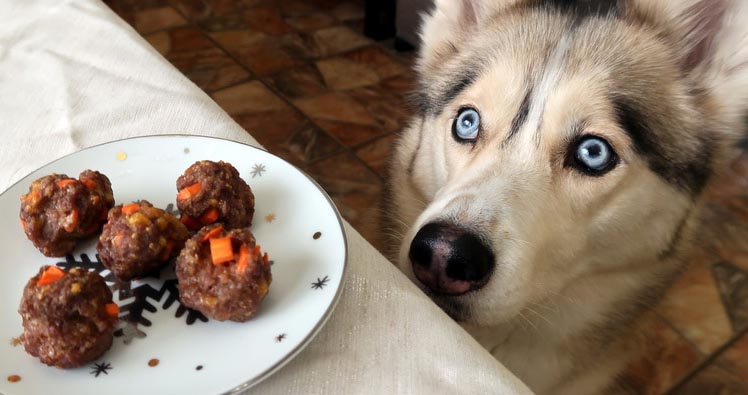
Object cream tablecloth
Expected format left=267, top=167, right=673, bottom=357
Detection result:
left=0, top=0, right=532, bottom=393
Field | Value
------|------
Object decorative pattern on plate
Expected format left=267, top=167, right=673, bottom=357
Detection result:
left=311, top=276, right=330, bottom=290
left=90, top=362, right=112, bottom=377
left=250, top=163, right=266, bottom=178
left=275, top=333, right=286, bottom=343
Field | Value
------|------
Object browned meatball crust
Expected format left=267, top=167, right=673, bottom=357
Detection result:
left=176, top=224, right=271, bottom=322
left=20, top=171, right=114, bottom=257
left=97, top=200, right=189, bottom=281
left=176, top=161, right=254, bottom=230
left=18, top=266, right=118, bottom=368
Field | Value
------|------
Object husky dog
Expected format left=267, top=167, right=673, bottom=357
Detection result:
left=386, top=0, right=748, bottom=393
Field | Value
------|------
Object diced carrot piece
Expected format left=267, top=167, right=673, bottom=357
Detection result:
left=236, top=245, right=250, bottom=273
left=37, top=266, right=65, bottom=286
left=56, top=179, right=77, bottom=188
left=161, top=241, right=175, bottom=261
left=80, top=177, right=98, bottom=190
left=253, top=245, right=261, bottom=258
left=200, top=226, right=224, bottom=242
left=63, top=208, right=79, bottom=233
left=104, top=303, right=119, bottom=318
left=262, top=252, right=269, bottom=266
left=26, top=190, right=41, bottom=202
left=180, top=215, right=202, bottom=231
left=209, top=237, right=235, bottom=265
left=177, top=183, right=202, bottom=201
left=122, top=203, right=140, bottom=215
left=20, top=219, right=26, bottom=231
left=199, top=208, right=219, bottom=225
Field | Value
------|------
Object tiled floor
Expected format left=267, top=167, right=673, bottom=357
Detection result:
left=107, top=0, right=413, bottom=254
left=104, top=1, right=748, bottom=393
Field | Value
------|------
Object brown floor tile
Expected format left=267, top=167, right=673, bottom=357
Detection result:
left=622, top=313, right=705, bottom=395
left=208, top=29, right=266, bottom=48
left=354, top=133, right=397, bottom=178
left=145, top=27, right=250, bottom=92
left=104, top=0, right=166, bottom=25
left=344, top=46, right=409, bottom=80
left=211, top=80, right=287, bottom=115
left=315, top=120, right=386, bottom=147
left=704, top=152, right=748, bottom=202
left=347, top=85, right=411, bottom=132
left=265, top=65, right=328, bottom=100
left=210, top=31, right=308, bottom=76
left=293, top=92, right=379, bottom=126
left=716, top=332, right=748, bottom=381
left=310, top=26, right=371, bottom=57
left=655, top=257, right=733, bottom=355
left=198, top=14, right=249, bottom=32
left=381, top=72, right=418, bottom=96
left=713, top=262, right=748, bottom=331
left=167, top=0, right=249, bottom=21
left=316, top=57, right=381, bottom=91
left=343, top=18, right=365, bottom=35
left=285, top=12, right=336, bottom=31
left=133, top=6, right=187, bottom=34
left=234, top=108, right=341, bottom=165
left=702, top=153, right=748, bottom=273
left=245, top=6, right=294, bottom=35
left=304, top=153, right=384, bottom=252
left=278, top=0, right=320, bottom=16
left=701, top=213, right=748, bottom=275
left=331, top=2, right=364, bottom=21
left=314, top=46, right=408, bottom=91
left=671, top=364, right=748, bottom=395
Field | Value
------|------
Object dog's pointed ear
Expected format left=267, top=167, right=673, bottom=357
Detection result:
left=632, top=0, right=748, bottom=163
left=416, top=0, right=513, bottom=74
left=631, top=0, right=734, bottom=72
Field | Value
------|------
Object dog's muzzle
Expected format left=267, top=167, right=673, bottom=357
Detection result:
left=408, top=222, right=495, bottom=295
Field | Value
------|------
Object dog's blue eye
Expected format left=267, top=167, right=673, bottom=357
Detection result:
left=453, top=108, right=481, bottom=142
left=573, top=136, right=617, bottom=174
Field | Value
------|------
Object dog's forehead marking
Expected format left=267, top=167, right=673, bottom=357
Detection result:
left=504, top=33, right=572, bottom=146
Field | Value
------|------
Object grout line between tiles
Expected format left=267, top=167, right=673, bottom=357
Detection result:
left=164, top=5, right=347, bottom=158
left=664, top=326, right=748, bottom=394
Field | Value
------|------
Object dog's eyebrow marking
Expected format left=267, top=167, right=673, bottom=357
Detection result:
left=510, top=34, right=571, bottom=144
left=420, top=64, right=481, bottom=116
left=612, top=96, right=712, bottom=194
left=503, top=87, right=533, bottom=144
left=440, top=70, right=479, bottom=114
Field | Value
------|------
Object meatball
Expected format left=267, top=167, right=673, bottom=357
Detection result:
left=20, top=171, right=114, bottom=257
left=18, top=266, right=118, bottom=368
left=176, top=224, right=271, bottom=322
left=97, top=200, right=189, bottom=281
left=176, top=161, right=254, bottom=230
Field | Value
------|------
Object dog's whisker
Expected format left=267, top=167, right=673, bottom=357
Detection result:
left=518, top=311, right=539, bottom=334
left=525, top=306, right=553, bottom=328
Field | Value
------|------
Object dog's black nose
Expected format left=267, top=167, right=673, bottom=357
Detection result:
left=409, top=222, right=495, bottom=295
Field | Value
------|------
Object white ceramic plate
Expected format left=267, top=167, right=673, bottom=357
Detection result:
left=0, top=135, right=347, bottom=395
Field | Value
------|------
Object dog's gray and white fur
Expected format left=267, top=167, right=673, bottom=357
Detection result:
left=386, top=0, right=748, bottom=393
